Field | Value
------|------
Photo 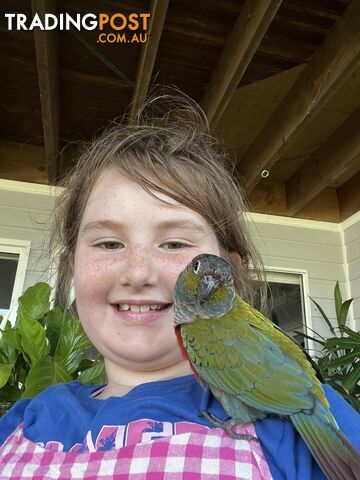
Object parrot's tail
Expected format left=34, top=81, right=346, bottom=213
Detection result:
left=291, top=403, right=360, bottom=480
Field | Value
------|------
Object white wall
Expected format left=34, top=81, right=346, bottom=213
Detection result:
left=248, top=214, right=356, bottom=346
left=0, top=180, right=57, bottom=292
left=342, top=213, right=360, bottom=328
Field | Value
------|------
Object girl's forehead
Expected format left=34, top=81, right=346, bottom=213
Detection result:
left=87, top=168, right=180, bottom=208
left=82, top=168, right=211, bottom=228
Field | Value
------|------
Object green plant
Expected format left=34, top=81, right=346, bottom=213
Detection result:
left=298, top=282, right=360, bottom=412
left=0, top=283, right=104, bottom=406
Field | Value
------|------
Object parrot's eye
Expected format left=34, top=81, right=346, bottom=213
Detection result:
left=193, top=260, right=201, bottom=274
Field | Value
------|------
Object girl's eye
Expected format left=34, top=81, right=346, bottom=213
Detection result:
left=161, top=241, right=190, bottom=250
left=96, top=241, right=124, bottom=250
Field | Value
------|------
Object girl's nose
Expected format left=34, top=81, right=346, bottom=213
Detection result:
left=120, top=245, right=159, bottom=289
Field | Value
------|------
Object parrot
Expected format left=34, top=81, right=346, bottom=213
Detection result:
left=173, top=253, right=360, bottom=480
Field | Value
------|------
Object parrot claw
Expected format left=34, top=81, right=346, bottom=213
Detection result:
left=200, top=411, right=259, bottom=442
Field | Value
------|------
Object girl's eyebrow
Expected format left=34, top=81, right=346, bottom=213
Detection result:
left=156, top=219, right=209, bottom=234
left=80, top=219, right=123, bottom=234
left=80, top=219, right=209, bottom=235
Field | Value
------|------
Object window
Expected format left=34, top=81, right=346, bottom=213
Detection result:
left=0, top=252, right=19, bottom=318
left=265, top=270, right=309, bottom=348
left=0, top=239, right=31, bottom=326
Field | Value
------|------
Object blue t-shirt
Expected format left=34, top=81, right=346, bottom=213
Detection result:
left=0, top=375, right=359, bottom=479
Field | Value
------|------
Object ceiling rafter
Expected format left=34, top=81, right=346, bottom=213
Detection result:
left=286, top=109, right=360, bottom=215
left=129, top=0, right=169, bottom=124
left=31, top=0, right=59, bottom=185
left=236, top=0, right=360, bottom=194
left=201, top=0, right=282, bottom=129
left=338, top=170, right=360, bottom=221
left=0, top=140, right=47, bottom=184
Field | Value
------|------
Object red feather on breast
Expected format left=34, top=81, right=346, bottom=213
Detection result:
left=175, top=325, right=199, bottom=380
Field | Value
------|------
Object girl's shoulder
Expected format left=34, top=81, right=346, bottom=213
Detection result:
left=322, top=383, right=360, bottom=447
left=0, top=381, right=101, bottom=447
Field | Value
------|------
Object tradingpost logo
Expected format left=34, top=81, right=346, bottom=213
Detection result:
left=4, top=12, right=151, bottom=44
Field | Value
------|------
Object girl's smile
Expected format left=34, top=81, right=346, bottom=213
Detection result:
left=111, top=301, right=173, bottom=325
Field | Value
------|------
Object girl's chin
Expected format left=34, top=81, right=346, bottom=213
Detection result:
left=103, top=344, right=185, bottom=372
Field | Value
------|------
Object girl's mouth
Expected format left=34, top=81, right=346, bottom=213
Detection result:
left=116, top=303, right=171, bottom=312
left=112, top=303, right=173, bottom=325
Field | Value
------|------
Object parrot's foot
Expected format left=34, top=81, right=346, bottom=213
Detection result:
left=200, top=411, right=259, bottom=442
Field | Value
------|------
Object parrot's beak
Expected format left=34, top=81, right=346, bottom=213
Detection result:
left=197, top=275, right=221, bottom=304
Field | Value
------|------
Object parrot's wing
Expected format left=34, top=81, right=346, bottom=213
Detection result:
left=271, top=317, right=325, bottom=383
left=182, top=298, right=326, bottom=417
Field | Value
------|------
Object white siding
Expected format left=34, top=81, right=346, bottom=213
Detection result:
left=343, top=214, right=360, bottom=329
left=0, top=182, right=57, bottom=291
left=249, top=215, right=349, bottom=343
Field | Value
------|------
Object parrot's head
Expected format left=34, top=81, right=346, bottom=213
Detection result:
left=173, top=253, right=235, bottom=325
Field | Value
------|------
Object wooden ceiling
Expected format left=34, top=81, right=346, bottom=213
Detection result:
left=0, top=0, right=359, bottom=222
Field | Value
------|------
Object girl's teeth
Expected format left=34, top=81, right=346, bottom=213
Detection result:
left=139, top=305, right=150, bottom=313
left=118, top=304, right=166, bottom=312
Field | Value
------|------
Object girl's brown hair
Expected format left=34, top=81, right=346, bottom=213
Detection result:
left=52, top=91, right=266, bottom=310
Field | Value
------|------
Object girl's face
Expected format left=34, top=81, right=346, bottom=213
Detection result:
left=74, top=169, right=220, bottom=375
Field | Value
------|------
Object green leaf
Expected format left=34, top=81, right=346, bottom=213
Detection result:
left=17, top=313, right=48, bottom=365
left=1, top=326, right=21, bottom=350
left=77, top=358, right=94, bottom=372
left=342, top=362, right=360, bottom=394
left=66, top=350, right=86, bottom=375
left=21, top=356, right=72, bottom=399
left=0, top=324, right=21, bottom=365
left=78, top=360, right=105, bottom=385
left=0, top=364, right=13, bottom=389
left=339, top=299, right=353, bottom=328
left=0, top=382, right=22, bottom=402
left=325, top=337, right=360, bottom=350
left=334, top=282, right=342, bottom=324
left=340, top=326, right=360, bottom=341
left=17, top=283, right=51, bottom=322
left=54, top=312, right=92, bottom=372
left=293, top=330, right=325, bottom=346
left=45, top=307, right=67, bottom=355
left=309, top=297, right=336, bottom=335
left=326, top=351, right=359, bottom=369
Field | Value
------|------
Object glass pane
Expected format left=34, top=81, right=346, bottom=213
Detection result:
left=0, top=253, right=19, bottom=315
left=267, top=281, right=306, bottom=347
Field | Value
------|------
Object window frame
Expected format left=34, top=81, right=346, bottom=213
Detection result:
left=0, top=238, right=31, bottom=327
left=264, top=266, right=316, bottom=357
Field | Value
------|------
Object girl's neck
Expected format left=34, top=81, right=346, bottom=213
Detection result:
left=94, top=359, right=193, bottom=400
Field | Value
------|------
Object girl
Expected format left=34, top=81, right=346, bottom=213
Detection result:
left=0, top=94, right=359, bottom=479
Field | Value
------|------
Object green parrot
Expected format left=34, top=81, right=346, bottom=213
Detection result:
left=173, top=253, right=360, bottom=480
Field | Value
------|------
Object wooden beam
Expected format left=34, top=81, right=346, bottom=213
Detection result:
left=237, top=0, right=360, bottom=193
left=61, top=69, right=130, bottom=90
left=0, top=140, right=47, bottom=184
left=70, top=30, right=134, bottom=88
left=338, top=171, right=360, bottom=221
left=129, top=0, right=169, bottom=124
left=286, top=109, right=360, bottom=215
left=201, top=0, right=282, bottom=129
left=31, top=0, right=59, bottom=185
left=248, top=180, right=340, bottom=222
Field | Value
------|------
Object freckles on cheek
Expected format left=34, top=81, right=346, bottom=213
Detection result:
left=75, top=258, right=113, bottom=296
left=160, top=251, right=199, bottom=281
